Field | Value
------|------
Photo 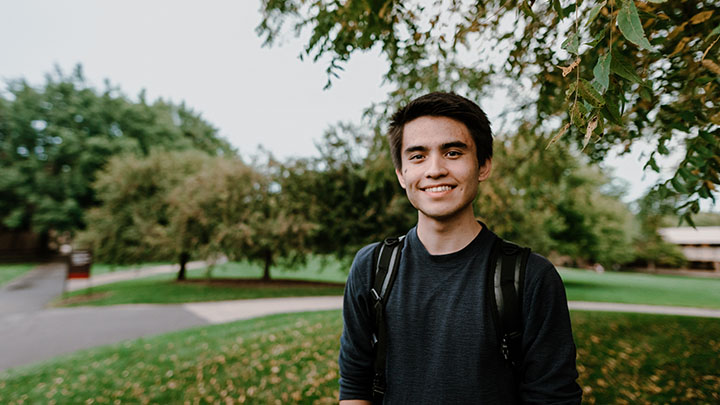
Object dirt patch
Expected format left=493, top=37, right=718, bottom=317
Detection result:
left=177, top=278, right=345, bottom=289
left=53, top=291, right=113, bottom=306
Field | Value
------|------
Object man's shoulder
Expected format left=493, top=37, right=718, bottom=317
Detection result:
left=347, top=241, right=382, bottom=286
left=526, top=251, right=555, bottom=273
left=523, top=250, right=567, bottom=295
left=354, top=241, right=381, bottom=264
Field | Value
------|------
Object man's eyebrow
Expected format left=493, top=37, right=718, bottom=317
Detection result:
left=441, top=141, right=469, bottom=150
left=403, top=145, right=428, bottom=154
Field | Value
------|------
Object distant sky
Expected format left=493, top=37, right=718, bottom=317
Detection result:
left=0, top=0, right=708, bottom=208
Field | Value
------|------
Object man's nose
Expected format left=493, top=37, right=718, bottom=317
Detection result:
left=425, top=154, right=448, bottom=178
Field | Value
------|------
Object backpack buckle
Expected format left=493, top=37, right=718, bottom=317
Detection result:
left=383, top=237, right=398, bottom=246
left=501, top=335, right=510, bottom=361
left=372, top=374, right=386, bottom=396
left=371, top=288, right=381, bottom=302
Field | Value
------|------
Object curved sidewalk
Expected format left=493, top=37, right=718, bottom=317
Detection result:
left=2, top=262, right=720, bottom=373
left=0, top=296, right=343, bottom=373
left=568, top=301, right=720, bottom=318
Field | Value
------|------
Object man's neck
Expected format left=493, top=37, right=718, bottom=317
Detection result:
left=416, top=211, right=482, bottom=255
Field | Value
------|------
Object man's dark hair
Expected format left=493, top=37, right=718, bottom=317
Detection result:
left=388, top=92, right=493, bottom=169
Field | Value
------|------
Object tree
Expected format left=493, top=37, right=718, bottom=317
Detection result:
left=279, top=123, right=415, bottom=259
left=80, top=150, right=314, bottom=281
left=632, top=190, right=687, bottom=269
left=282, top=116, right=634, bottom=268
left=258, top=0, right=720, bottom=223
left=0, top=65, right=233, bottom=245
left=77, top=150, right=214, bottom=279
left=169, top=155, right=314, bottom=281
left=476, top=124, right=636, bottom=268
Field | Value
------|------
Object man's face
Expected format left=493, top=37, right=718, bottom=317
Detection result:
left=395, top=116, right=491, bottom=224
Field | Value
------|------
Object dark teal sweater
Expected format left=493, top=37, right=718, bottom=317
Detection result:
left=339, top=225, right=582, bottom=404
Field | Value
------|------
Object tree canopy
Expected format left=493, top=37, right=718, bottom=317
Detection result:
left=258, top=0, right=720, bottom=222
left=79, top=150, right=314, bottom=280
left=0, top=65, right=233, bottom=239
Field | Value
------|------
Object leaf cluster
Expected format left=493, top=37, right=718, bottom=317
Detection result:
left=258, top=0, right=720, bottom=220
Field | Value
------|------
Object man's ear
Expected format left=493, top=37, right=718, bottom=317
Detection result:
left=395, top=167, right=407, bottom=189
left=478, top=158, right=492, bottom=182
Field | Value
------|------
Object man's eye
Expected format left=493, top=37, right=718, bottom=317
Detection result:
left=409, top=154, right=423, bottom=160
left=447, top=151, right=462, bottom=157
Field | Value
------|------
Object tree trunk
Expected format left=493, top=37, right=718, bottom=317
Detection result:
left=177, top=251, right=189, bottom=281
left=262, top=250, right=272, bottom=281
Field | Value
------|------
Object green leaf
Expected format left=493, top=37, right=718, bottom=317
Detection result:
left=562, top=31, right=581, bottom=55
left=585, top=28, right=607, bottom=47
left=592, top=53, right=612, bottom=94
left=644, top=156, right=660, bottom=172
left=578, top=79, right=605, bottom=107
left=680, top=212, right=696, bottom=228
left=694, top=143, right=714, bottom=158
left=695, top=76, right=715, bottom=85
left=699, top=131, right=718, bottom=145
left=520, top=0, right=536, bottom=18
left=698, top=185, right=710, bottom=199
left=706, top=24, right=720, bottom=41
left=565, top=82, right=577, bottom=100
left=600, top=86, right=622, bottom=124
left=647, top=0, right=667, bottom=3
left=610, top=50, right=643, bottom=84
left=688, top=156, right=705, bottom=167
left=691, top=200, right=700, bottom=214
left=639, top=86, right=652, bottom=102
left=678, top=167, right=698, bottom=182
left=658, top=141, right=669, bottom=155
left=585, top=1, right=607, bottom=27
left=617, top=0, right=655, bottom=52
left=571, top=102, right=587, bottom=126
left=671, top=177, right=687, bottom=193
left=553, top=0, right=566, bottom=19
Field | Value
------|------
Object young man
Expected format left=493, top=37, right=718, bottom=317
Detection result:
left=338, top=92, right=582, bottom=404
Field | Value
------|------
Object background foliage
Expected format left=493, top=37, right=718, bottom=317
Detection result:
left=0, top=66, right=233, bottom=241
left=258, top=0, right=720, bottom=223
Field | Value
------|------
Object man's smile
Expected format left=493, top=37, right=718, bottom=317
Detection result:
left=422, top=185, right=455, bottom=193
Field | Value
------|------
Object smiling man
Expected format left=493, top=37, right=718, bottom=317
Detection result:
left=338, top=92, right=582, bottom=404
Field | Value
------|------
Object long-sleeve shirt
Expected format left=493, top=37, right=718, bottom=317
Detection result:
left=339, top=225, right=582, bottom=404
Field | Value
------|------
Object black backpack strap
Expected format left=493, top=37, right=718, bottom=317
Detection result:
left=489, top=238, right=531, bottom=374
left=369, top=235, right=405, bottom=404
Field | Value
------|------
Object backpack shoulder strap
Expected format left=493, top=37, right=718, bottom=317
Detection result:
left=488, top=238, right=531, bottom=371
left=369, top=235, right=405, bottom=404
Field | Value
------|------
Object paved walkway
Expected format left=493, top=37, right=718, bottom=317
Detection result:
left=2, top=262, right=720, bottom=373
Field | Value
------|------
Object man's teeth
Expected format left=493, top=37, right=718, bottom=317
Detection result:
left=425, top=186, right=452, bottom=192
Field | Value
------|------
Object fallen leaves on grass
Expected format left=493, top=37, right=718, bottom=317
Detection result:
left=3, top=311, right=720, bottom=404
left=572, top=312, right=720, bottom=404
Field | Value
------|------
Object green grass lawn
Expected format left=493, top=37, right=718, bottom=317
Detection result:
left=59, top=258, right=720, bottom=309
left=0, top=263, right=36, bottom=287
left=90, top=261, right=172, bottom=276
left=53, top=272, right=345, bottom=307
left=559, top=267, right=720, bottom=309
left=1, top=310, right=718, bottom=404
left=54, top=257, right=349, bottom=307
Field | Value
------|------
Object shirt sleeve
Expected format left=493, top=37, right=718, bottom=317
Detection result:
left=338, top=244, right=377, bottom=401
left=519, top=254, right=583, bottom=405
